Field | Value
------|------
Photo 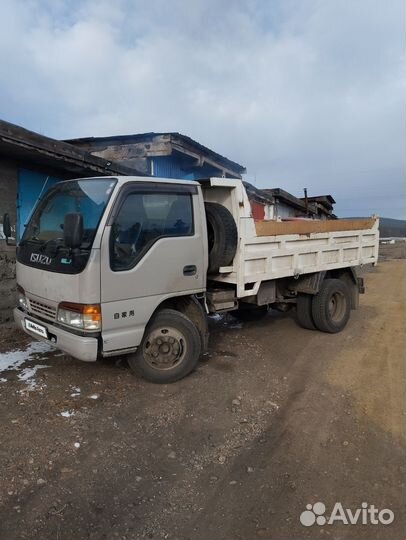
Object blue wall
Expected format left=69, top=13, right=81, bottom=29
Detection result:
left=150, top=156, right=222, bottom=181
left=17, top=169, right=60, bottom=239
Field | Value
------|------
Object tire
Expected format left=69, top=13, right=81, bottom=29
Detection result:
left=296, top=294, right=316, bottom=330
left=127, top=309, right=201, bottom=383
left=311, top=279, right=351, bottom=333
left=204, top=202, right=238, bottom=274
left=232, top=305, right=268, bottom=321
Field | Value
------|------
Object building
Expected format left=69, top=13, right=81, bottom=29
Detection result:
left=0, top=120, right=143, bottom=241
left=65, top=132, right=246, bottom=180
left=0, top=120, right=142, bottom=322
left=300, top=195, right=336, bottom=219
left=247, top=186, right=336, bottom=221
left=65, top=132, right=336, bottom=219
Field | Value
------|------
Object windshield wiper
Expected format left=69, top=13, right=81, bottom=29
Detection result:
left=38, top=238, right=65, bottom=253
left=19, top=238, right=42, bottom=247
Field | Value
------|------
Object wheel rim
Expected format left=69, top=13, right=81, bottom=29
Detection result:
left=328, top=291, right=346, bottom=322
left=143, top=326, right=187, bottom=371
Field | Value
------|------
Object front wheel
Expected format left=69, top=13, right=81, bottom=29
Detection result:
left=128, top=309, right=201, bottom=383
left=311, top=279, right=351, bottom=333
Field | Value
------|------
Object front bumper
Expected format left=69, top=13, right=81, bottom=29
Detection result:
left=14, top=308, right=98, bottom=362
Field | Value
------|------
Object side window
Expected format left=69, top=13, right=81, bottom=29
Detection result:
left=110, top=191, right=194, bottom=271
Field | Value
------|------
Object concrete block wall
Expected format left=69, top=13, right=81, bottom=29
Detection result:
left=0, top=159, right=18, bottom=323
left=0, top=159, right=18, bottom=232
left=0, top=249, right=16, bottom=323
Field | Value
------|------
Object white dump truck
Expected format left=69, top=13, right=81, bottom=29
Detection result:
left=7, top=176, right=379, bottom=383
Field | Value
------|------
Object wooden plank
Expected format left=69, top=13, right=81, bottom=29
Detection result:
left=255, top=218, right=377, bottom=237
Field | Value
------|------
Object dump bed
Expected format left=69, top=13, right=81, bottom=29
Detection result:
left=202, top=178, right=379, bottom=298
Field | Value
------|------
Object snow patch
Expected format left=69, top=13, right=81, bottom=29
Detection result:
left=18, top=365, right=49, bottom=389
left=0, top=342, right=53, bottom=389
left=0, top=342, right=53, bottom=373
left=60, top=410, right=75, bottom=418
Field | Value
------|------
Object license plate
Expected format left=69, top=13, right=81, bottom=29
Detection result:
left=25, top=318, right=48, bottom=338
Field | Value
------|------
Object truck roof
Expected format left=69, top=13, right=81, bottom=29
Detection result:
left=111, top=176, right=202, bottom=186
left=58, top=175, right=247, bottom=191
left=57, top=175, right=241, bottom=188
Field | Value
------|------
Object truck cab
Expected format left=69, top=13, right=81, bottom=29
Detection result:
left=14, top=176, right=209, bottom=380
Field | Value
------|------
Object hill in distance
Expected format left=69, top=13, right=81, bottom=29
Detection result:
left=379, top=217, right=406, bottom=237
left=347, top=217, right=406, bottom=238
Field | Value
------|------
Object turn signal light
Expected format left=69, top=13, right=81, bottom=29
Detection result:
left=57, top=302, right=101, bottom=331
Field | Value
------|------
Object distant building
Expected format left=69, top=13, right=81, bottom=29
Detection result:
left=65, top=132, right=246, bottom=180
left=300, top=195, right=336, bottom=219
left=247, top=186, right=336, bottom=221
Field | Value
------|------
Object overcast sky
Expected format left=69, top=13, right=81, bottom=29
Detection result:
left=1, top=0, right=404, bottom=218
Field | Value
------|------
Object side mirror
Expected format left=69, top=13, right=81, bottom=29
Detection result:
left=2, top=213, right=15, bottom=246
left=64, top=213, right=83, bottom=249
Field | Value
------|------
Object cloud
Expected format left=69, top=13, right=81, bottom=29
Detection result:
left=0, top=0, right=404, bottom=217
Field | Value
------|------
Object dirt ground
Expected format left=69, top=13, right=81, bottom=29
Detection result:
left=0, top=259, right=405, bottom=540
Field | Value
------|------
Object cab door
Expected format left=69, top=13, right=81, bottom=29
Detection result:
left=100, top=182, right=207, bottom=354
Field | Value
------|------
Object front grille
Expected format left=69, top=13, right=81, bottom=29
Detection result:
left=28, top=299, right=57, bottom=321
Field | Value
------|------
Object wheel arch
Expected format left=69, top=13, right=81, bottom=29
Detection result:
left=292, top=267, right=359, bottom=309
left=152, top=295, right=209, bottom=353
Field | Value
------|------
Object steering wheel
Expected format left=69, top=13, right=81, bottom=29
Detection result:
left=113, top=222, right=143, bottom=262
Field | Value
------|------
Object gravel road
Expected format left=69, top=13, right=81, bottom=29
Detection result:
left=0, top=259, right=404, bottom=540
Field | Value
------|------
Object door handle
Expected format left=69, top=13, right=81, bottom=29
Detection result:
left=183, top=265, right=197, bottom=276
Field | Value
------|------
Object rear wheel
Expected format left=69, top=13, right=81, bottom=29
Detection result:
left=128, top=309, right=201, bottom=383
left=311, top=279, right=351, bottom=333
left=296, top=294, right=316, bottom=330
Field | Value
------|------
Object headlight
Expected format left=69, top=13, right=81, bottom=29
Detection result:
left=57, top=302, right=101, bottom=331
left=17, top=285, right=28, bottom=311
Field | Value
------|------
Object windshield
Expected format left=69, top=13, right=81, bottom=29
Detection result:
left=22, top=178, right=116, bottom=247
left=18, top=178, right=117, bottom=274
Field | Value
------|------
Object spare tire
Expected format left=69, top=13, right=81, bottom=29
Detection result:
left=204, top=202, right=238, bottom=274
